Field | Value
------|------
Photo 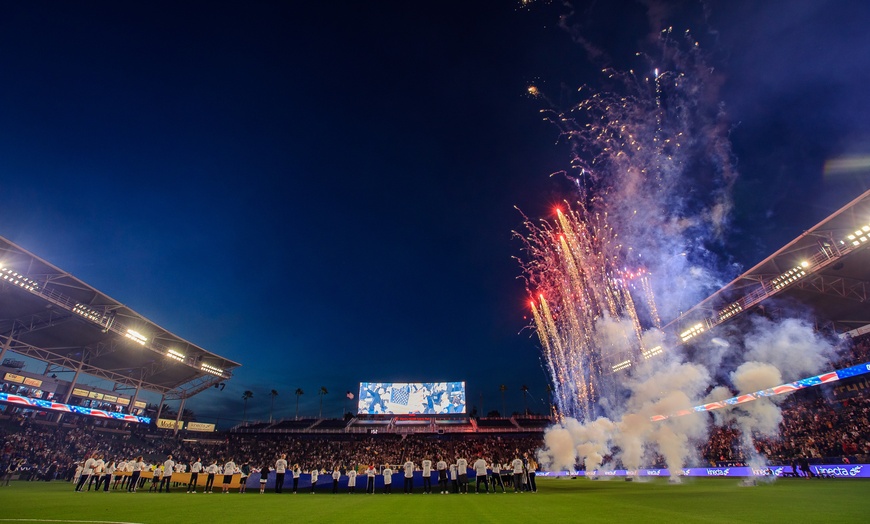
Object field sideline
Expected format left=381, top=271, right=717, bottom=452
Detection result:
left=0, top=477, right=867, bottom=523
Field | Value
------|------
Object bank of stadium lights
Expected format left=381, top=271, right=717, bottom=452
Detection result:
left=73, top=303, right=106, bottom=323
left=717, top=302, right=743, bottom=322
left=0, top=266, right=39, bottom=291
left=770, top=261, right=810, bottom=291
left=680, top=322, right=706, bottom=343
left=845, top=224, right=870, bottom=246
left=641, top=346, right=663, bottom=359
left=201, top=363, right=224, bottom=376
left=612, top=360, right=632, bottom=372
left=166, top=349, right=185, bottom=363
left=124, top=329, right=147, bottom=345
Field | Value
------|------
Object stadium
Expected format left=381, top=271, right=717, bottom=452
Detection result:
left=2, top=190, right=870, bottom=522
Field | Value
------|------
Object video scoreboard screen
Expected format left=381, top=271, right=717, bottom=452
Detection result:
left=357, top=381, right=466, bottom=415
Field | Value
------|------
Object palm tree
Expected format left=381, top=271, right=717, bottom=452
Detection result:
left=242, top=390, right=254, bottom=422
left=269, top=389, right=279, bottom=423
left=318, top=386, right=328, bottom=418
left=499, top=384, right=507, bottom=418
left=294, top=388, right=304, bottom=419
left=521, top=385, right=529, bottom=416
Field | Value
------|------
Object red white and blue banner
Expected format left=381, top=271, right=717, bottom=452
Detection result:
left=651, top=362, right=870, bottom=422
left=0, top=391, right=150, bottom=424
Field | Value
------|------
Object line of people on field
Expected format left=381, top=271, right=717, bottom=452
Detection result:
left=69, top=449, right=539, bottom=495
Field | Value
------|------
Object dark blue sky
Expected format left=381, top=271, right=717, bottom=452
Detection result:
left=1, top=1, right=868, bottom=425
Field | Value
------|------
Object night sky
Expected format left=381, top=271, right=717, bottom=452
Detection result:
left=1, top=1, right=868, bottom=426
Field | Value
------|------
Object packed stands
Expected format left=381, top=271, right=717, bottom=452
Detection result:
left=1, top=332, right=868, bottom=480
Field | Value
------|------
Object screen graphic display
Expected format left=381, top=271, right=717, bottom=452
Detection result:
left=357, top=382, right=466, bottom=415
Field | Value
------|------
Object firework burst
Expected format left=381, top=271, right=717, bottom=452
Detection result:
left=517, top=29, right=737, bottom=422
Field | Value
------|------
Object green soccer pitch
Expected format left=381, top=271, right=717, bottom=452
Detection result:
left=0, top=477, right=868, bottom=523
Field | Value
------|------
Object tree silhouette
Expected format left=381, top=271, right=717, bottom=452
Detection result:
left=318, top=386, right=328, bottom=418
left=269, top=389, right=279, bottom=423
left=242, top=390, right=254, bottom=422
left=294, top=388, right=304, bottom=420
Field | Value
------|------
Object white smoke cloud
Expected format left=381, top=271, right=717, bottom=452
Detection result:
left=743, top=316, right=837, bottom=380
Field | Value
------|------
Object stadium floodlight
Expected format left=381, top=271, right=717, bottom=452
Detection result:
left=641, top=346, right=663, bottom=359
left=717, top=301, right=743, bottom=321
left=612, top=360, right=632, bottom=372
left=770, top=264, right=808, bottom=291
left=73, top=303, right=105, bottom=323
left=680, top=322, right=705, bottom=342
left=0, top=266, right=39, bottom=291
left=125, top=329, right=147, bottom=345
left=201, top=362, right=224, bottom=376
left=166, top=349, right=185, bottom=362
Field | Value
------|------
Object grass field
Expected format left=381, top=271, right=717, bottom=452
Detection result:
left=0, top=477, right=868, bottom=523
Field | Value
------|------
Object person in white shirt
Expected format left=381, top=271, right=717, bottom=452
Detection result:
left=149, top=464, right=162, bottom=493
left=90, top=455, right=105, bottom=491
left=72, top=463, right=83, bottom=487
left=292, top=464, right=301, bottom=493
left=402, top=459, right=414, bottom=494
left=473, top=456, right=489, bottom=493
left=113, top=460, right=126, bottom=490
left=310, top=468, right=319, bottom=494
left=490, top=460, right=505, bottom=493
left=331, top=466, right=341, bottom=494
left=365, top=464, right=376, bottom=494
left=160, top=455, right=175, bottom=493
left=75, top=453, right=95, bottom=492
left=127, top=457, right=143, bottom=493
left=456, top=457, right=469, bottom=494
left=222, top=458, right=236, bottom=493
left=436, top=457, right=448, bottom=494
left=421, top=458, right=433, bottom=494
left=524, top=454, right=538, bottom=493
left=511, top=457, right=524, bottom=493
left=449, top=462, right=458, bottom=494
left=187, top=458, right=202, bottom=493
left=347, top=466, right=357, bottom=494
left=205, top=460, right=218, bottom=493
left=275, top=454, right=288, bottom=493
left=102, top=461, right=116, bottom=492
left=382, top=464, right=393, bottom=494
left=173, top=463, right=185, bottom=488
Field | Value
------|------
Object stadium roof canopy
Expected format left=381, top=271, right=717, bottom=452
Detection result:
left=0, top=236, right=240, bottom=401
left=666, top=189, right=870, bottom=340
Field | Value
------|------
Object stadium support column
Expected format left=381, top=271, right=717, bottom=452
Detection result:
left=155, top=394, right=166, bottom=421
left=64, top=359, right=84, bottom=404
left=58, top=357, right=85, bottom=424
left=0, top=332, right=11, bottom=363
left=174, top=397, right=185, bottom=436
left=129, top=381, right=142, bottom=415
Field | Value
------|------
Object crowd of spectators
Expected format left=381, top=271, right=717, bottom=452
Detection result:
left=701, top=334, right=870, bottom=466
left=0, top=416, right=542, bottom=481
left=3, top=334, right=869, bottom=479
